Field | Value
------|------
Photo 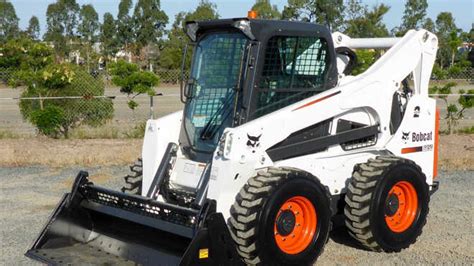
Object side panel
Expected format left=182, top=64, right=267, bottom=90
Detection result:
left=207, top=30, right=438, bottom=222
left=386, top=96, right=437, bottom=185
left=141, top=111, right=183, bottom=195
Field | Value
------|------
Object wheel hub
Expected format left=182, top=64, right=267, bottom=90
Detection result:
left=385, top=193, right=399, bottom=217
left=384, top=181, right=419, bottom=233
left=276, top=210, right=296, bottom=236
left=273, top=196, right=317, bottom=254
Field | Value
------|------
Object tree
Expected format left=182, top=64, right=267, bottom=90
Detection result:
left=78, top=4, right=99, bottom=43
left=101, top=12, right=119, bottom=58
left=132, top=0, right=168, bottom=51
left=344, top=3, right=390, bottom=38
left=422, top=18, right=435, bottom=33
left=44, top=0, right=81, bottom=57
left=396, top=0, right=428, bottom=36
left=447, top=30, right=463, bottom=66
left=159, top=1, right=219, bottom=71
left=0, top=1, right=19, bottom=42
left=186, top=0, right=219, bottom=22
left=343, top=0, right=365, bottom=22
left=251, top=0, right=281, bottom=19
left=117, top=0, right=134, bottom=53
left=109, top=60, right=159, bottom=110
left=77, top=4, right=100, bottom=71
left=435, top=12, right=458, bottom=68
left=282, top=0, right=344, bottom=31
left=27, top=16, right=41, bottom=40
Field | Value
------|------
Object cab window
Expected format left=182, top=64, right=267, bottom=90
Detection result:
left=254, top=36, right=330, bottom=117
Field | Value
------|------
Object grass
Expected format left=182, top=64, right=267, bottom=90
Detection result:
left=69, top=121, right=146, bottom=139
left=456, top=126, right=474, bottom=134
left=0, top=130, right=28, bottom=139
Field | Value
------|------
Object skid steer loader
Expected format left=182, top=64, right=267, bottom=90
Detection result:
left=26, top=14, right=440, bottom=265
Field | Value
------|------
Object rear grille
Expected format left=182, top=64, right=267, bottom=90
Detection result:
left=82, top=185, right=199, bottom=228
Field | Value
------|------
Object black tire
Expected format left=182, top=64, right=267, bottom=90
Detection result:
left=344, top=155, right=430, bottom=252
left=121, top=158, right=143, bottom=195
left=228, top=167, right=332, bottom=265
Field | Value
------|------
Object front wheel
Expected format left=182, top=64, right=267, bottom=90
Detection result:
left=228, top=167, right=332, bottom=265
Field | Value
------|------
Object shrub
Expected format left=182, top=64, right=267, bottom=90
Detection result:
left=109, top=60, right=159, bottom=110
left=19, top=66, right=114, bottom=138
left=431, top=64, right=448, bottom=80
left=430, top=82, right=473, bottom=134
left=351, top=49, right=377, bottom=75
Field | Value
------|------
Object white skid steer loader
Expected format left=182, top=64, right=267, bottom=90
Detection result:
left=26, top=14, right=440, bottom=266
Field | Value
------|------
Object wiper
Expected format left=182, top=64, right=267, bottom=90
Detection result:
left=199, top=90, right=236, bottom=140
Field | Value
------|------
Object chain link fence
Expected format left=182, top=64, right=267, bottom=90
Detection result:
left=0, top=67, right=472, bottom=138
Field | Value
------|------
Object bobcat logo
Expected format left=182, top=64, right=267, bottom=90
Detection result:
left=402, top=131, right=410, bottom=143
left=247, top=134, right=262, bottom=148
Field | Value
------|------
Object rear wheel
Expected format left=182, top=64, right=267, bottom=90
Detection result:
left=228, top=167, right=331, bottom=265
left=121, top=158, right=142, bottom=195
left=344, top=156, right=429, bottom=252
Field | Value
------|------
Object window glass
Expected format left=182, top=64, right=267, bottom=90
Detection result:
left=254, top=36, right=329, bottom=117
left=183, top=33, right=248, bottom=152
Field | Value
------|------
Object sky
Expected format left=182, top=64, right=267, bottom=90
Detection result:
left=10, top=0, right=474, bottom=36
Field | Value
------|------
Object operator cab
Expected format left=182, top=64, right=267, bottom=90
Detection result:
left=179, top=18, right=338, bottom=161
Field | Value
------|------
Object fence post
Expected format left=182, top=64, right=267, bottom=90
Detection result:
left=149, top=93, right=163, bottom=120
left=149, top=95, right=154, bottom=119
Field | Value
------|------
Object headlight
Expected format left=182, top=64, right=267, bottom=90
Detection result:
left=217, top=132, right=233, bottom=158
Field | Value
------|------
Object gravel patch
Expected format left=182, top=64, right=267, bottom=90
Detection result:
left=1, top=167, right=473, bottom=265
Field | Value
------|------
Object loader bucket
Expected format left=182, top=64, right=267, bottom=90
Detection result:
left=25, top=171, right=242, bottom=265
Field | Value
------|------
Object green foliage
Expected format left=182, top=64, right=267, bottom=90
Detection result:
left=251, top=0, right=281, bottom=19
left=127, top=100, right=139, bottom=110
left=44, top=0, right=81, bottom=57
left=344, top=3, right=390, bottom=37
left=0, top=38, right=54, bottom=87
left=109, top=60, right=159, bottom=95
left=447, top=65, right=462, bottom=77
left=29, top=106, right=65, bottom=137
left=435, top=12, right=458, bottom=68
left=117, top=0, right=134, bottom=47
left=27, top=16, right=41, bottom=40
left=109, top=60, right=159, bottom=109
left=457, top=126, right=474, bottom=134
left=78, top=4, right=100, bottom=43
left=19, top=66, right=114, bottom=138
left=430, top=83, right=473, bottom=134
left=431, top=64, right=448, bottom=80
left=351, top=49, right=376, bottom=75
left=0, top=1, right=19, bottom=42
left=458, top=89, right=474, bottom=109
left=282, top=0, right=344, bottom=30
left=395, top=0, right=427, bottom=36
left=159, top=0, right=219, bottom=70
left=133, top=0, right=168, bottom=50
left=422, top=18, right=435, bottom=33
left=3, top=38, right=113, bottom=138
left=101, top=13, right=119, bottom=58
left=124, top=120, right=147, bottom=138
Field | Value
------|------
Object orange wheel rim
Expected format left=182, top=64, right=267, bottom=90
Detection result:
left=384, top=181, right=418, bottom=233
left=273, top=196, right=317, bottom=254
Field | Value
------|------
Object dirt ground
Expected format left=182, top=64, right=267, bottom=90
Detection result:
left=1, top=134, right=472, bottom=170
left=0, top=168, right=472, bottom=265
left=0, top=138, right=142, bottom=167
